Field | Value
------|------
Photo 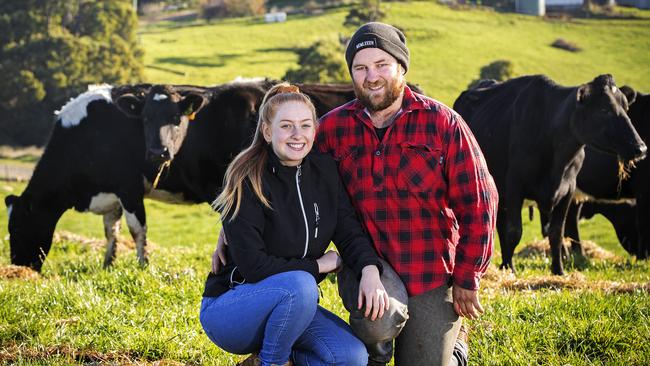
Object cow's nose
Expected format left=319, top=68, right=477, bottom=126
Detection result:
left=635, top=143, right=648, bottom=161
left=147, top=148, right=170, bottom=162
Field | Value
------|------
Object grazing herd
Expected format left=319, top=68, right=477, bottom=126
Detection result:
left=4, top=75, right=648, bottom=275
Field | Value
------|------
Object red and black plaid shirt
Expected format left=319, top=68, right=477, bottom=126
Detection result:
left=316, top=86, right=498, bottom=295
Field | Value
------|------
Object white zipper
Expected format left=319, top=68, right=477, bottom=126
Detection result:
left=313, top=203, right=320, bottom=239
left=296, top=165, right=309, bottom=258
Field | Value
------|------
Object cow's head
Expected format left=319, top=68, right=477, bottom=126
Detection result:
left=572, top=74, right=647, bottom=162
left=5, top=194, right=63, bottom=272
left=621, top=86, right=650, bottom=148
left=116, top=85, right=206, bottom=163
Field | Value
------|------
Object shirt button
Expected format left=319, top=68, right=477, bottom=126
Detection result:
left=375, top=150, right=381, bottom=156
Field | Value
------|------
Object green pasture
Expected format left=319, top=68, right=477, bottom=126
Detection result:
left=139, top=1, right=650, bottom=105
left=1, top=178, right=648, bottom=365
left=2, top=2, right=650, bottom=364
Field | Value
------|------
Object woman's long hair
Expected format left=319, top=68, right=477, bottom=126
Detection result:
left=212, top=82, right=318, bottom=220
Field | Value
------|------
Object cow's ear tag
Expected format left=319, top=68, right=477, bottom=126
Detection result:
left=189, top=112, right=196, bottom=121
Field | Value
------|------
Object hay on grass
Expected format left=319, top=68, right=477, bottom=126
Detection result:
left=0, top=264, right=39, bottom=280
left=0, top=343, right=184, bottom=365
left=481, top=265, right=648, bottom=294
left=53, top=230, right=157, bottom=252
left=517, top=238, right=621, bottom=261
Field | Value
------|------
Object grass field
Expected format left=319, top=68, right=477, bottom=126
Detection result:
left=139, top=1, right=650, bottom=105
left=1, top=178, right=649, bottom=365
left=2, top=2, right=650, bottom=364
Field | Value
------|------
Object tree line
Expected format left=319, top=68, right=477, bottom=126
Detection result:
left=0, top=0, right=143, bottom=146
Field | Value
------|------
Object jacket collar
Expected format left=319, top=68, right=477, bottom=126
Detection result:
left=266, top=144, right=312, bottom=176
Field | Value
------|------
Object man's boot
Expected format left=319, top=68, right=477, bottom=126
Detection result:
left=452, top=324, right=469, bottom=366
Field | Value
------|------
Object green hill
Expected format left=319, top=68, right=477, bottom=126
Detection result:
left=139, top=1, right=650, bottom=105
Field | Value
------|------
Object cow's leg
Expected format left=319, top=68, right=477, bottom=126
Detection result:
left=565, top=202, right=585, bottom=257
left=102, top=205, right=123, bottom=268
left=636, top=197, right=649, bottom=260
left=122, top=201, right=148, bottom=266
left=548, top=193, right=573, bottom=275
left=496, top=208, right=513, bottom=271
left=539, top=209, right=550, bottom=238
left=500, top=191, right=524, bottom=273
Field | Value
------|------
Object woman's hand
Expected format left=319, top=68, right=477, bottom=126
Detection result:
left=211, top=230, right=228, bottom=274
left=358, top=265, right=390, bottom=321
left=316, top=250, right=342, bottom=273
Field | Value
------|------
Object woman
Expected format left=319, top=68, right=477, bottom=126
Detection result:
left=200, top=83, right=389, bottom=366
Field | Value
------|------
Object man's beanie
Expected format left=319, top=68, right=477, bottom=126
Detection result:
left=345, top=22, right=410, bottom=73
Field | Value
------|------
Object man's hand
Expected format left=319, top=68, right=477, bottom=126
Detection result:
left=211, top=230, right=228, bottom=274
left=358, top=265, right=390, bottom=321
left=452, top=284, right=484, bottom=319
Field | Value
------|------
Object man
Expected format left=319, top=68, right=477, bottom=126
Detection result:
left=315, top=22, right=498, bottom=365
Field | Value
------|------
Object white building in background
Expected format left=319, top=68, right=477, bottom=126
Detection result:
left=516, top=0, right=547, bottom=16
left=264, top=12, right=287, bottom=23
left=515, top=0, right=586, bottom=16
left=545, top=0, right=584, bottom=6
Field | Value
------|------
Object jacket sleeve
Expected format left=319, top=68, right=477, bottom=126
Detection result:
left=223, top=182, right=320, bottom=283
left=445, top=112, right=498, bottom=290
left=331, top=173, right=383, bottom=277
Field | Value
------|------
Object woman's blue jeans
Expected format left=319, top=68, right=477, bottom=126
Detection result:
left=200, top=270, right=368, bottom=366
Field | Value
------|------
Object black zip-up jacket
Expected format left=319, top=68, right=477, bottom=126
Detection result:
left=203, top=148, right=382, bottom=298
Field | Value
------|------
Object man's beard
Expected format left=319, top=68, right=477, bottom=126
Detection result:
left=354, top=76, right=406, bottom=112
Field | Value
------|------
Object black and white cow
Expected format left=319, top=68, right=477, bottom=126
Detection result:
left=124, top=79, right=424, bottom=169
left=6, top=85, right=150, bottom=270
left=117, top=79, right=411, bottom=197
left=453, top=74, right=647, bottom=275
left=4, top=84, right=207, bottom=271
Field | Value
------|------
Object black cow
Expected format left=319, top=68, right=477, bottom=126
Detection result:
left=563, top=86, right=650, bottom=258
left=453, top=74, right=647, bottom=275
left=578, top=201, right=638, bottom=255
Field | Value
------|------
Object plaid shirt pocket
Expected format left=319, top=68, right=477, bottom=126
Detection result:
left=398, top=142, right=446, bottom=193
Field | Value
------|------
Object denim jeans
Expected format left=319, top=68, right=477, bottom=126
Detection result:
left=200, top=270, right=367, bottom=366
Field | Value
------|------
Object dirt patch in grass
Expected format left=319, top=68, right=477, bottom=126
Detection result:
left=0, top=265, right=40, bottom=280
left=0, top=343, right=184, bottom=365
left=53, top=230, right=158, bottom=252
left=551, top=38, right=581, bottom=52
left=517, top=238, right=621, bottom=261
left=482, top=266, right=649, bottom=294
